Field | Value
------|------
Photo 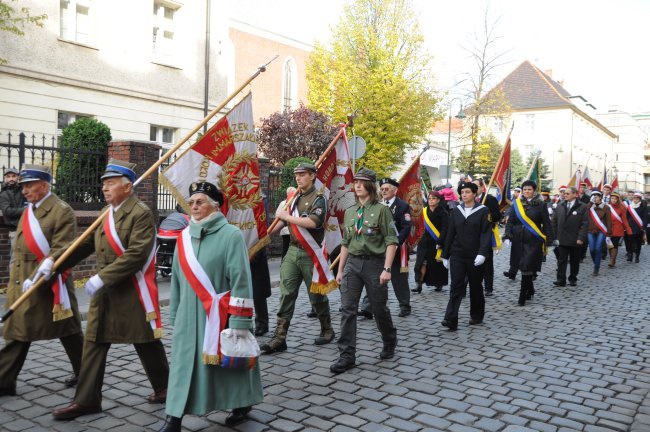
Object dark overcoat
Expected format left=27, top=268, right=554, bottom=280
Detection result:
left=505, top=196, right=553, bottom=274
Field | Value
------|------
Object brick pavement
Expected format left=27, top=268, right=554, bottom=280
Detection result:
left=2, top=247, right=650, bottom=431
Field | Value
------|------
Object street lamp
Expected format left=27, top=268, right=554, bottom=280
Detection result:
left=446, top=99, right=465, bottom=182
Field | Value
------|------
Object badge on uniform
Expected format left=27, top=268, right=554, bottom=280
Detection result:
left=367, top=228, right=373, bottom=234
left=314, top=208, right=323, bottom=215
left=404, top=213, right=411, bottom=222
left=572, top=211, right=577, bottom=215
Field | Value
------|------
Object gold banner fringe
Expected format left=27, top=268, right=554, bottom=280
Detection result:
left=400, top=266, right=409, bottom=273
left=202, top=352, right=220, bottom=365
left=153, top=328, right=163, bottom=339
left=309, top=279, right=339, bottom=295
left=145, top=311, right=158, bottom=321
left=159, top=174, right=193, bottom=215
left=248, top=235, right=271, bottom=258
left=52, top=305, right=73, bottom=322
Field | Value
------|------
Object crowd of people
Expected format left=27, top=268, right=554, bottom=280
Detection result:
left=0, top=161, right=648, bottom=430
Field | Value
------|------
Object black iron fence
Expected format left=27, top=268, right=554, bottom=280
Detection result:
left=157, top=148, right=178, bottom=213
left=0, top=131, right=107, bottom=210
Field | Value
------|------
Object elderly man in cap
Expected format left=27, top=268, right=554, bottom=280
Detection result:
left=331, top=168, right=398, bottom=373
left=0, top=167, right=26, bottom=250
left=52, top=159, right=169, bottom=420
left=0, top=165, right=84, bottom=396
left=263, top=162, right=335, bottom=354
left=358, top=177, right=412, bottom=318
left=440, top=181, right=492, bottom=331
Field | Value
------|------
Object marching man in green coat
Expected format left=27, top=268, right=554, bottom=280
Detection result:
left=159, top=181, right=263, bottom=432
left=0, top=165, right=84, bottom=395
left=52, top=159, right=169, bottom=420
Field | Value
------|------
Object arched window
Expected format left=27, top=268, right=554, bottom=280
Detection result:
left=282, top=58, right=297, bottom=112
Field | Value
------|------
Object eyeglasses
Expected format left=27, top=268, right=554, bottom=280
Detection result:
left=187, top=199, right=209, bottom=207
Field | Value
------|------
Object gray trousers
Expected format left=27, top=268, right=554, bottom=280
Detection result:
left=338, top=256, right=397, bottom=361
left=359, top=258, right=410, bottom=313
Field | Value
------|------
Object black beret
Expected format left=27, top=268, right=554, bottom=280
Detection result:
left=521, top=180, right=538, bottom=190
left=457, top=182, right=478, bottom=195
left=379, top=178, right=399, bottom=188
left=189, top=181, right=224, bottom=205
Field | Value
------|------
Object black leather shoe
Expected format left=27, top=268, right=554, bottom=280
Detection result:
left=330, top=357, right=356, bottom=374
left=468, top=319, right=482, bottom=325
left=635, top=256, right=640, bottom=263
left=569, top=281, right=577, bottom=287
left=307, top=311, right=317, bottom=318
left=0, top=387, right=16, bottom=397
left=552, top=281, right=566, bottom=287
left=159, top=415, right=182, bottom=432
left=225, top=406, right=252, bottom=426
left=64, top=375, right=78, bottom=388
left=254, top=326, right=268, bottom=336
left=411, top=285, right=422, bottom=293
left=147, top=388, right=167, bottom=404
left=434, top=285, right=443, bottom=292
left=503, top=271, right=515, bottom=280
left=357, top=310, right=373, bottom=319
left=441, top=320, right=457, bottom=331
left=484, top=290, right=493, bottom=297
left=52, top=403, right=102, bottom=420
left=398, top=309, right=411, bottom=317
left=380, top=340, right=397, bottom=359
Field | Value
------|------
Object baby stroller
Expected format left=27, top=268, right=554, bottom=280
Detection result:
left=156, top=209, right=189, bottom=277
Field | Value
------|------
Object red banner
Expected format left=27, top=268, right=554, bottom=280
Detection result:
left=397, top=158, right=424, bottom=249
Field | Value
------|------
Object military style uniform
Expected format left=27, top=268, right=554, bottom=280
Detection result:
left=0, top=193, right=83, bottom=393
left=262, top=164, right=334, bottom=353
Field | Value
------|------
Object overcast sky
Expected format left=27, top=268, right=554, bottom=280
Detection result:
left=228, top=0, right=649, bottom=113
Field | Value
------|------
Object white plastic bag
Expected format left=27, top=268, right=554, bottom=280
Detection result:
left=219, top=328, right=260, bottom=370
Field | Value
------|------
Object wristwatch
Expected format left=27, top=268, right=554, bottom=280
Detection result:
left=383, top=267, right=391, bottom=273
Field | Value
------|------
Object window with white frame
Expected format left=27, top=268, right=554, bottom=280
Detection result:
left=493, top=117, right=504, bottom=133
left=525, top=114, right=535, bottom=131
left=282, top=58, right=298, bottom=112
left=57, top=111, right=92, bottom=135
left=150, top=125, right=176, bottom=146
left=60, top=0, right=95, bottom=45
left=152, top=1, right=179, bottom=63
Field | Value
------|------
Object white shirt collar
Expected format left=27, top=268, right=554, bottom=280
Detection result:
left=384, top=196, right=396, bottom=206
left=32, top=191, right=52, bottom=209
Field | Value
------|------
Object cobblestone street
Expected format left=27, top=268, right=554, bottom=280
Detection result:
left=2, top=248, right=650, bottom=432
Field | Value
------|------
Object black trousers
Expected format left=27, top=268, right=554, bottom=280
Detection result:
left=444, top=257, right=486, bottom=326
left=482, top=249, right=494, bottom=291
left=556, top=245, right=582, bottom=283
left=630, top=234, right=643, bottom=257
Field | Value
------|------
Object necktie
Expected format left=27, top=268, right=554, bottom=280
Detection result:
left=385, top=200, right=390, bottom=205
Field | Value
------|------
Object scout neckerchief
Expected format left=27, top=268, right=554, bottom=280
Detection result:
left=355, top=207, right=364, bottom=238
left=103, top=209, right=162, bottom=338
left=21, top=204, right=73, bottom=322
left=625, top=202, right=644, bottom=229
left=386, top=199, right=410, bottom=273
left=513, top=198, right=547, bottom=255
left=608, top=204, right=623, bottom=223
left=176, top=227, right=254, bottom=365
left=589, top=205, right=608, bottom=235
left=289, top=191, right=338, bottom=294
left=422, top=206, right=443, bottom=261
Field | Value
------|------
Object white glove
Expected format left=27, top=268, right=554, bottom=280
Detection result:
left=474, top=255, right=486, bottom=266
left=553, top=240, right=560, bottom=247
left=34, top=257, right=54, bottom=280
left=232, top=328, right=251, bottom=339
left=503, top=239, right=511, bottom=247
left=22, top=278, right=34, bottom=293
left=84, top=274, right=104, bottom=297
left=436, top=245, right=441, bottom=250
left=442, top=259, right=449, bottom=269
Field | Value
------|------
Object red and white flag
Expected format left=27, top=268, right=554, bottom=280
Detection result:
left=396, top=156, right=425, bottom=272
left=161, top=93, right=269, bottom=255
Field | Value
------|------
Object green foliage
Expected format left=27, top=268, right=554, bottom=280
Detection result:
left=280, top=156, right=313, bottom=192
left=510, top=148, right=527, bottom=186
left=56, top=118, right=111, bottom=205
left=454, top=134, right=502, bottom=179
left=306, top=0, right=441, bottom=178
left=524, top=152, right=551, bottom=191
left=0, top=0, right=47, bottom=64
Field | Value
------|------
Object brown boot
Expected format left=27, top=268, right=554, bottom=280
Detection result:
left=608, top=248, right=618, bottom=268
left=314, top=315, right=335, bottom=345
left=260, top=318, right=289, bottom=354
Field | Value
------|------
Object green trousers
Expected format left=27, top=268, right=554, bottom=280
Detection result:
left=277, top=245, right=331, bottom=323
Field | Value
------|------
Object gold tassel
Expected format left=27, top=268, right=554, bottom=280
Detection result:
left=202, top=352, right=219, bottom=365
left=435, top=249, right=443, bottom=262
left=145, top=311, right=158, bottom=321
left=153, top=328, right=163, bottom=339
left=400, top=266, right=409, bottom=273
left=309, top=279, right=339, bottom=295
left=247, top=235, right=271, bottom=258
left=52, top=305, right=73, bottom=322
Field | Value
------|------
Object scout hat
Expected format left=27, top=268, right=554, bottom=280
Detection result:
left=603, top=183, right=612, bottom=189
left=353, top=167, right=376, bottom=183
left=189, top=181, right=224, bottom=205
left=4, top=167, right=19, bottom=176
left=293, top=163, right=316, bottom=174
left=541, top=191, right=550, bottom=196
left=591, top=190, right=603, bottom=196
left=101, top=159, right=137, bottom=183
left=19, top=164, right=51, bottom=183
left=379, top=178, right=399, bottom=188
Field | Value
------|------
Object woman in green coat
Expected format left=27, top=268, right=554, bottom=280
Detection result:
left=160, top=181, right=263, bottom=432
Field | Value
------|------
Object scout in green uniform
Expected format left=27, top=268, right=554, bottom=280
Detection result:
left=52, top=159, right=169, bottom=420
left=0, top=165, right=83, bottom=396
left=261, top=162, right=334, bottom=353
left=330, top=168, right=398, bottom=374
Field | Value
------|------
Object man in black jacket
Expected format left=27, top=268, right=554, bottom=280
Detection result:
left=551, top=186, right=589, bottom=287
left=359, top=177, right=412, bottom=318
left=0, top=167, right=26, bottom=250
left=473, top=178, right=501, bottom=296
left=441, top=182, right=492, bottom=331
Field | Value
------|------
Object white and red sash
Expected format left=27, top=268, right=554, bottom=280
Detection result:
left=608, top=204, right=623, bottom=223
left=21, top=205, right=73, bottom=322
left=177, top=227, right=254, bottom=364
left=289, top=197, right=338, bottom=295
left=399, top=243, right=409, bottom=273
left=103, top=210, right=162, bottom=338
left=625, top=203, right=644, bottom=229
left=589, top=207, right=608, bottom=235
